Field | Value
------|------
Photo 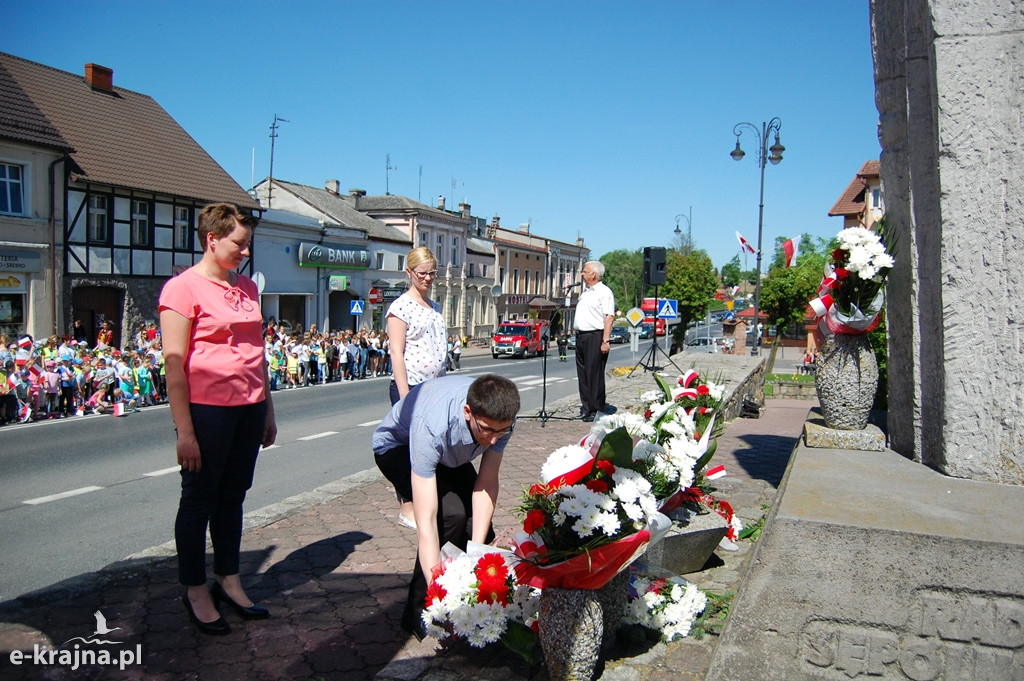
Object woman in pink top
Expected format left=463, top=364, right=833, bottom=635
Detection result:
left=159, top=203, right=277, bottom=636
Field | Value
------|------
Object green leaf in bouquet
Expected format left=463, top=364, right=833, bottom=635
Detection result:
left=694, top=439, right=717, bottom=474
left=596, top=426, right=635, bottom=468
left=654, top=372, right=673, bottom=401
left=500, top=620, right=538, bottom=663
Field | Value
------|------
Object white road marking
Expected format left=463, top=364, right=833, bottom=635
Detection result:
left=143, top=466, right=181, bottom=477
left=297, top=431, right=338, bottom=441
left=358, top=419, right=382, bottom=427
left=261, top=444, right=280, bottom=451
left=24, top=486, right=104, bottom=505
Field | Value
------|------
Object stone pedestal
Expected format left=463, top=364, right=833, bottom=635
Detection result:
left=803, top=408, right=887, bottom=451
left=643, top=507, right=728, bottom=575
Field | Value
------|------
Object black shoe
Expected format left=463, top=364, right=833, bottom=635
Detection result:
left=210, top=581, right=270, bottom=620
left=182, top=594, right=231, bottom=635
left=401, top=609, right=428, bottom=642
left=601, top=404, right=617, bottom=415
left=581, top=412, right=597, bottom=422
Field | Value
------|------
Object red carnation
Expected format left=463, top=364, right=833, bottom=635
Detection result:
left=644, top=409, right=653, bottom=419
left=524, top=509, right=547, bottom=535
left=832, top=248, right=847, bottom=262
left=596, top=459, right=615, bottom=476
left=697, top=384, right=710, bottom=396
left=585, top=479, right=609, bottom=493
left=835, top=267, right=849, bottom=280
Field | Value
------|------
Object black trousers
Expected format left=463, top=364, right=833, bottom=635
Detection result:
left=175, top=401, right=266, bottom=586
left=375, top=446, right=493, bottom=618
left=575, top=330, right=609, bottom=414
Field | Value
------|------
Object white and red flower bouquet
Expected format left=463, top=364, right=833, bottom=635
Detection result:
left=625, top=565, right=708, bottom=642
left=421, top=542, right=541, bottom=654
left=810, top=225, right=894, bottom=334
left=510, top=430, right=661, bottom=591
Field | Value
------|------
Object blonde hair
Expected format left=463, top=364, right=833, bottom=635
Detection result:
left=406, top=247, right=437, bottom=272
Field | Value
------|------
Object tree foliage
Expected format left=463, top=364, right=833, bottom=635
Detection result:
left=720, top=255, right=742, bottom=287
left=660, top=250, right=718, bottom=330
left=758, top=232, right=829, bottom=333
left=599, top=249, right=645, bottom=310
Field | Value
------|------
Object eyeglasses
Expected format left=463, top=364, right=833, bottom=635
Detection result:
left=470, top=413, right=513, bottom=437
left=410, top=268, right=438, bottom=279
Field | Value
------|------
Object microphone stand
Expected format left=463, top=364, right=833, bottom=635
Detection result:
left=520, top=321, right=576, bottom=428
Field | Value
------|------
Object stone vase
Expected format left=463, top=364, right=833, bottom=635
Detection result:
left=814, top=333, right=878, bottom=430
left=595, top=571, right=629, bottom=652
left=538, top=587, right=603, bottom=681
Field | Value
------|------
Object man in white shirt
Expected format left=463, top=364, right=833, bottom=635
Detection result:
left=573, top=261, right=615, bottom=422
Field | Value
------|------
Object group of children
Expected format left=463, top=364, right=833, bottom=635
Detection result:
left=265, top=325, right=392, bottom=390
left=0, top=332, right=166, bottom=426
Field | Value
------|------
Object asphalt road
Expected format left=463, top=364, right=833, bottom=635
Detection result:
left=0, top=344, right=640, bottom=603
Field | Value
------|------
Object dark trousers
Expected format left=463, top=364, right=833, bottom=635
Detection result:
left=575, top=330, right=609, bottom=414
left=59, top=386, right=75, bottom=415
left=374, top=445, right=493, bottom=618
left=175, top=401, right=266, bottom=586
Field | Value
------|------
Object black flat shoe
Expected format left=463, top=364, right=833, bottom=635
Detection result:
left=401, top=609, right=428, bottom=642
left=210, top=581, right=270, bottom=620
left=182, top=594, right=230, bottom=635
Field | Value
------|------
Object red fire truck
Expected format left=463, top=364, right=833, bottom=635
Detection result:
left=491, top=320, right=551, bottom=358
left=640, top=298, right=667, bottom=336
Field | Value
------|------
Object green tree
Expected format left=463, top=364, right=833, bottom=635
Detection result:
left=599, top=249, right=644, bottom=310
left=660, top=250, right=718, bottom=331
left=721, top=255, right=742, bottom=287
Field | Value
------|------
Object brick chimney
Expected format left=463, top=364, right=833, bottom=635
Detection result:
left=348, top=188, right=366, bottom=208
left=325, top=180, right=340, bottom=195
left=84, top=63, right=113, bottom=92
left=459, top=201, right=471, bottom=219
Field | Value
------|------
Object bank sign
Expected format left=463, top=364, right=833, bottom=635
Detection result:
left=297, top=242, right=370, bottom=269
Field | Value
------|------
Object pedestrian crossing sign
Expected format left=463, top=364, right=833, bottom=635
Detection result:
left=657, top=299, right=678, bottom=319
left=350, top=300, right=365, bottom=315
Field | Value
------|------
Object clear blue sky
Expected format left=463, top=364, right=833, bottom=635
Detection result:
left=5, top=0, right=879, bottom=271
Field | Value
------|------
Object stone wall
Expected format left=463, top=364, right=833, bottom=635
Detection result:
left=872, top=0, right=1024, bottom=484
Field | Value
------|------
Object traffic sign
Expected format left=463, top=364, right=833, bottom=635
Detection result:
left=657, top=299, right=678, bottom=319
left=625, top=307, right=645, bottom=327
left=350, top=300, right=365, bottom=315
left=369, top=287, right=383, bottom=305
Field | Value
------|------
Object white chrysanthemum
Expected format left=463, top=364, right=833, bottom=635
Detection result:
left=647, top=400, right=674, bottom=424
left=632, top=439, right=665, bottom=463
left=660, top=419, right=688, bottom=439
left=595, top=412, right=657, bottom=440
left=436, top=555, right=477, bottom=602
left=704, top=381, right=725, bottom=402
left=625, top=575, right=708, bottom=642
left=640, top=389, right=663, bottom=404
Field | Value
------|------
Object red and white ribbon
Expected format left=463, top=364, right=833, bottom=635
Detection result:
left=810, top=264, right=882, bottom=335
left=705, top=465, right=727, bottom=480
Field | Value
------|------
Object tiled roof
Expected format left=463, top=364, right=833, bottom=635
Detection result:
left=0, top=59, right=73, bottom=151
left=828, top=160, right=880, bottom=217
left=466, top=236, right=494, bottom=255
left=274, top=180, right=410, bottom=244
left=354, top=194, right=463, bottom=222
left=0, top=52, right=257, bottom=210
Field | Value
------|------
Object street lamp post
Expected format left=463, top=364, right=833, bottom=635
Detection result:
left=673, top=208, right=692, bottom=255
left=730, top=118, right=784, bottom=356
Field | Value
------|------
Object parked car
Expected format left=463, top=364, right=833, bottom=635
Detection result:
left=567, top=333, right=577, bottom=349
left=686, top=337, right=718, bottom=353
left=638, top=323, right=654, bottom=339
left=609, top=326, right=629, bottom=344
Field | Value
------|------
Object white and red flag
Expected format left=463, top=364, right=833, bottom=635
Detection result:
left=18, top=336, right=32, bottom=349
left=735, top=231, right=755, bottom=254
left=781, top=238, right=797, bottom=267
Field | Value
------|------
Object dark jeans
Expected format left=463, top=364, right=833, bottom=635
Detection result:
left=175, top=401, right=266, bottom=586
left=374, top=445, right=493, bottom=618
left=575, top=330, right=609, bottom=414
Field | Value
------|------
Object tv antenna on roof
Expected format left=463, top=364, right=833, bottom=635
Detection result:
left=386, top=154, right=397, bottom=195
left=267, top=113, right=289, bottom=209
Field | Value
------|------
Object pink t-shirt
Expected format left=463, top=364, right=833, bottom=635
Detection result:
left=158, top=268, right=266, bottom=407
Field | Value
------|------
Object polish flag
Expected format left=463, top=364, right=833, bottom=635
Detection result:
left=27, top=364, right=42, bottom=379
left=7, top=373, right=21, bottom=389
left=736, top=232, right=755, bottom=254
left=782, top=238, right=797, bottom=267
left=113, top=402, right=126, bottom=417
left=18, top=336, right=32, bottom=349
left=19, top=404, right=32, bottom=422
left=705, top=465, right=727, bottom=480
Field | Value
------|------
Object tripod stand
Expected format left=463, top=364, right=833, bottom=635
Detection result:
left=519, top=335, right=576, bottom=427
left=629, top=286, right=685, bottom=377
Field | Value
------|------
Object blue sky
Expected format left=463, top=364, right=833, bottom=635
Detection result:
left=5, top=1, right=879, bottom=271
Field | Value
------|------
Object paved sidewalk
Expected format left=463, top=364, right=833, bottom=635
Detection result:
left=0, top=354, right=814, bottom=681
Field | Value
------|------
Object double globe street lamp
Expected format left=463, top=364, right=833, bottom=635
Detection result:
left=730, top=117, right=784, bottom=355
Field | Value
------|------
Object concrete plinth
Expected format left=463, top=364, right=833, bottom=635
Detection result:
left=644, top=508, right=728, bottom=575
left=705, top=443, right=1024, bottom=680
left=803, top=408, right=887, bottom=451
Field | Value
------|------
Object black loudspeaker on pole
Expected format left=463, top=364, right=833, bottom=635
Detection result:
left=643, top=247, right=666, bottom=287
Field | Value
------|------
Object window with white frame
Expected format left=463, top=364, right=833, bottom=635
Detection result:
left=0, top=162, right=25, bottom=215
left=436, top=234, right=444, bottom=265
left=376, top=252, right=385, bottom=269
left=871, top=188, right=882, bottom=210
left=131, top=199, right=150, bottom=246
left=87, top=194, right=108, bottom=242
left=419, top=231, right=428, bottom=249
left=451, top=237, right=459, bottom=267
left=397, top=254, right=405, bottom=271
left=173, top=206, right=191, bottom=249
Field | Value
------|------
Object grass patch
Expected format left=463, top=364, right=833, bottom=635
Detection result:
left=765, top=372, right=815, bottom=383
left=690, top=591, right=734, bottom=639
